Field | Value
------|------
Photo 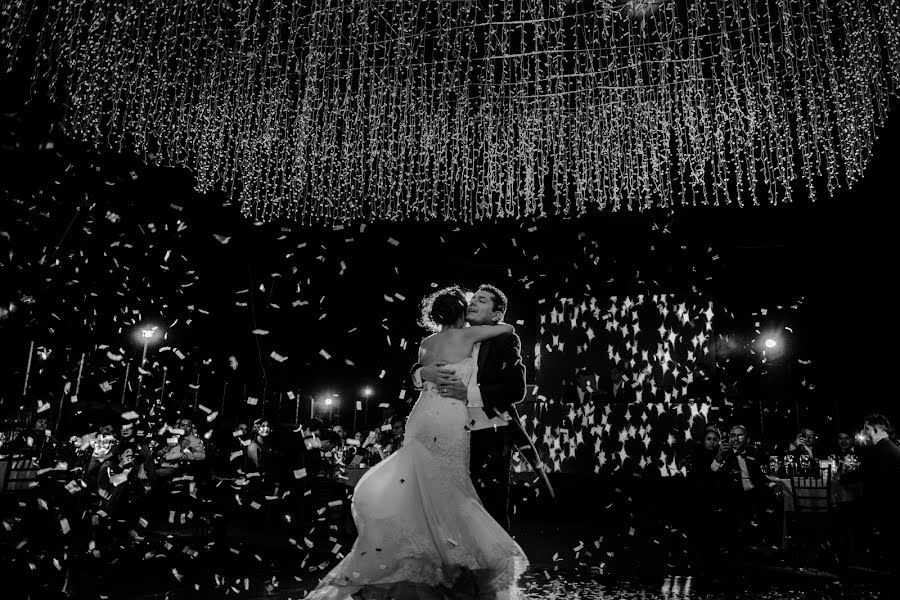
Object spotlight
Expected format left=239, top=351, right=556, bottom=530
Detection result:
left=362, top=387, right=373, bottom=397
left=765, top=339, right=777, bottom=348
left=324, top=397, right=333, bottom=406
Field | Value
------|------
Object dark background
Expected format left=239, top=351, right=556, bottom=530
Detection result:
left=1, top=65, right=898, bottom=449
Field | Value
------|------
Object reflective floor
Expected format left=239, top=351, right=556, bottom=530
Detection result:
left=513, top=571, right=880, bottom=600
left=272, top=569, right=885, bottom=600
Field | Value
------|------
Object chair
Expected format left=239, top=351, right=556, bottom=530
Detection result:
left=787, top=466, right=834, bottom=566
left=0, top=456, right=38, bottom=494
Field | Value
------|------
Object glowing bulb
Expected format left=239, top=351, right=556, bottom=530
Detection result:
left=765, top=339, right=776, bottom=348
left=324, top=397, right=333, bottom=406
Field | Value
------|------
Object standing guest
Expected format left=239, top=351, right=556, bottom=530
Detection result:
left=119, top=420, right=138, bottom=443
left=845, top=415, right=900, bottom=588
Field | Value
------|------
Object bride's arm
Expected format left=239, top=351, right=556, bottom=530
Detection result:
left=462, top=323, right=514, bottom=344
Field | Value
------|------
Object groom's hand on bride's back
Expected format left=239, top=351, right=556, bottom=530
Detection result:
left=420, top=362, right=453, bottom=385
left=442, top=380, right=468, bottom=402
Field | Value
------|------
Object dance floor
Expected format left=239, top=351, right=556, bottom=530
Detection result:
left=230, top=569, right=882, bottom=600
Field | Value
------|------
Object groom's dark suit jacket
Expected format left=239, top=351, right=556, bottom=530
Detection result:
left=475, top=332, right=526, bottom=422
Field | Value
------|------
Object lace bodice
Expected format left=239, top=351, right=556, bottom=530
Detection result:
left=406, top=357, right=475, bottom=492
left=421, top=356, right=475, bottom=393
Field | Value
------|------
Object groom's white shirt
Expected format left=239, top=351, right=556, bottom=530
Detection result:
left=466, top=343, right=510, bottom=431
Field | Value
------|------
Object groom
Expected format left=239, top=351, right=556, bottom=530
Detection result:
left=413, top=284, right=543, bottom=531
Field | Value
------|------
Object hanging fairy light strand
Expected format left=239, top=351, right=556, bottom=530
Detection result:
left=2, top=0, right=898, bottom=224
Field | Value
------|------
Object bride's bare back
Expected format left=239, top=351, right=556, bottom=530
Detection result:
left=419, top=323, right=513, bottom=366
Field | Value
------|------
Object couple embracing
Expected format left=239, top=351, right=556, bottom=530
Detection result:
left=305, top=284, right=550, bottom=600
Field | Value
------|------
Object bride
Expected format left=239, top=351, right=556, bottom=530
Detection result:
left=303, top=286, right=528, bottom=600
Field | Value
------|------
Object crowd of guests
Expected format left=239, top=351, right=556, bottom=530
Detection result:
left=1, top=407, right=411, bottom=500
left=0, top=404, right=411, bottom=597
left=2, top=402, right=898, bottom=595
left=680, top=414, right=900, bottom=586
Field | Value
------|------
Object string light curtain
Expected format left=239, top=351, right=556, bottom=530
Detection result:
left=3, top=0, right=899, bottom=223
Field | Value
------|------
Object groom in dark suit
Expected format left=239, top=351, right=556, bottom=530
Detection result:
left=413, top=284, right=549, bottom=532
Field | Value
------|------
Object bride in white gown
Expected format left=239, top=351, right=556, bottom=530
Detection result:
left=303, top=286, right=529, bottom=600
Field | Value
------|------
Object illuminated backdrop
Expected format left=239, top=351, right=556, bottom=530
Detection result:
left=519, top=293, right=714, bottom=476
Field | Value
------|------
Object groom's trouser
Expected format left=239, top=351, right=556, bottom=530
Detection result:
left=469, top=426, right=513, bottom=532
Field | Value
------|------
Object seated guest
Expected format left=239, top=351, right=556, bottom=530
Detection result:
left=10, top=416, right=60, bottom=467
left=786, top=425, right=823, bottom=460
left=155, top=417, right=206, bottom=479
left=686, top=425, right=724, bottom=488
left=300, top=419, right=334, bottom=477
left=79, top=422, right=118, bottom=486
left=684, top=425, right=728, bottom=573
left=96, top=444, right=138, bottom=514
left=245, top=419, right=272, bottom=473
left=306, top=417, right=325, bottom=440
left=360, top=429, right=387, bottom=465
left=833, top=430, right=858, bottom=460
left=383, top=415, right=406, bottom=456
left=711, top=425, right=781, bottom=568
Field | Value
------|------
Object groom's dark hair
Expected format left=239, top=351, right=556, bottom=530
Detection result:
left=477, top=284, right=508, bottom=318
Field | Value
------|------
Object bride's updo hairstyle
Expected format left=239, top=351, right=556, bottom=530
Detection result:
left=418, top=286, right=468, bottom=332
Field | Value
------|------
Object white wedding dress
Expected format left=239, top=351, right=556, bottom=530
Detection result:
left=303, top=358, right=528, bottom=600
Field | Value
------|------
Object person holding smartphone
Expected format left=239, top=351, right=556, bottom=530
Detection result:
left=710, top=425, right=781, bottom=573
